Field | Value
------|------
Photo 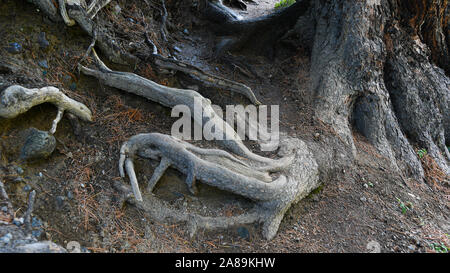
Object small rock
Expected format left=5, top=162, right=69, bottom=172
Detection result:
left=69, top=82, right=77, bottom=91
left=37, top=32, right=49, bottom=49
left=114, top=4, right=121, bottom=14
left=67, top=191, right=74, bottom=199
left=32, top=217, right=42, bottom=228
left=20, top=128, right=56, bottom=161
left=56, top=196, right=65, bottom=210
left=13, top=218, right=24, bottom=226
left=38, top=60, right=49, bottom=69
left=16, top=166, right=24, bottom=174
left=23, top=185, right=32, bottom=192
left=0, top=233, right=12, bottom=244
left=5, top=42, right=22, bottom=54
left=32, top=230, right=42, bottom=238
left=237, top=226, right=250, bottom=240
left=14, top=177, right=24, bottom=183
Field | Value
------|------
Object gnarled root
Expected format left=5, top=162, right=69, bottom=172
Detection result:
left=117, top=133, right=320, bottom=240
left=79, top=51, right=292, bottom=171
left=149, top=53, right=261, bottom=105
left=0, top=85, right=92, bottom=134
left=201, top=0, right=310, bottom=57
left=119, top=133, right=286, bottom=202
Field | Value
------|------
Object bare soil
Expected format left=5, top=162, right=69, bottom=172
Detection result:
left=0, top=0, right=448, bottom=253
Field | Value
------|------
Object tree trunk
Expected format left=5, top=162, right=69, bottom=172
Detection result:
left=309, top=0, right=449, bottom=179
left=206, top=0, right=450, bottom=179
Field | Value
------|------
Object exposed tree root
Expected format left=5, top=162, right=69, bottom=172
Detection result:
left=223, top=0, right=247, bottom=10
left=147, top=53, right=262, bottom=105
left=86, top=0, right=111, bottom=19
left=119, top=133, right=284, bottom=202
left=0, top=181, right=14, bottom=224
left=116, top=133, right=319, bottom=240
left=201, top=0, right=310, bottom=57
left=79, top=50, right=292, bottom=170
left=23, top=190, right=36, bottom=236
left=0, top=85, right=92, bottom=134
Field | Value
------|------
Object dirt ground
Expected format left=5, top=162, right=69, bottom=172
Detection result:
left=0, top=0, right=449, bottom=253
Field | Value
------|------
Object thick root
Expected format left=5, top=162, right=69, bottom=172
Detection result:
left=79, top=51, right=292, bottom=170
left=0, top=85, right=92, bottom=134
left=116, top=133, right=320, bottom=240
left=149, top=53, right=261, bottom=105
left=119, top=133, right=286, bottom=202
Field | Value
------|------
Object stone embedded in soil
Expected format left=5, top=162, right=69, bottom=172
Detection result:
left=69, top=82, right=77, bottom=91
left=19, top=128, right=56, bottom=161
left=23, top=185, right=31, bottom=192
left=37, top=60, right=48, bottom=69
left=15, top=166, right=24, bottom=174
left=55, top=196, right=65, bottom=210
left=0, top=233, right=12, bottom=244
left=5, top=43, right=22, bottom=54
left=37, top=32, right=49, bottom=49
left=237, top=227, right=250, bottom=240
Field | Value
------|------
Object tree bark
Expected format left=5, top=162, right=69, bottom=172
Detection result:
left=205, top=0, right=449, bottom=179
left=309, top=0, right=449, bottom=178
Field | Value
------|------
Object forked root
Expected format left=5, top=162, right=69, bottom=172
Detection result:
left=79, top=50, right=293, bottom=171
left=119, top=133, right=287, bottom=202
left=117, top=133, right=320, bottom=240
left=0, top=85, right=92, bottom=134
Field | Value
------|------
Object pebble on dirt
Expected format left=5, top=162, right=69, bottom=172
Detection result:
left=237, top=227, right=250, bottom=240
left=37, top=60, right=48, bottom=69
left=69, top=82, right=77, bottom=91
left=5, top=42, right=22, bottom=54
left=19, top=128, right=56, bottom=161
left=0, top=233, right=12, bottom=244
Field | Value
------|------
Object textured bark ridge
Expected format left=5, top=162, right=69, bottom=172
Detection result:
left=308, top=0, right=449, bottom=178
